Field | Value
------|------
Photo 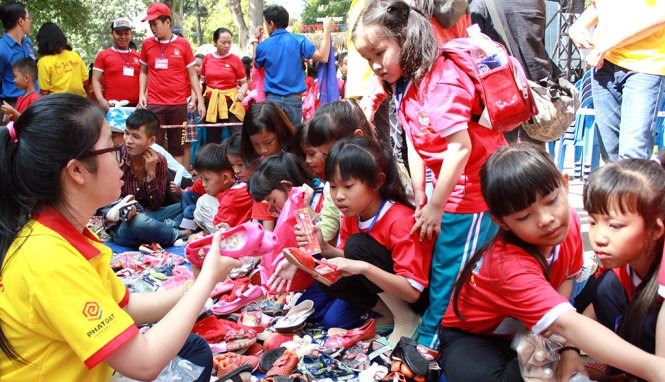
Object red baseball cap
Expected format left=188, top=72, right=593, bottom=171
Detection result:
left=142, top=2, right=171, bottom=22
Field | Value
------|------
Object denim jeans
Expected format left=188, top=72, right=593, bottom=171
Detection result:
left=592, top=61, right=665, bottom=160
left=265, top=93, right=303, bottom=127
left=181, top=189, right=200, bottom=220
left=111, top=203, right=183, bottom=248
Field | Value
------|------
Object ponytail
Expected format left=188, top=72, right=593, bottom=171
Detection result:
left=0, top=94, right=104, bottom=362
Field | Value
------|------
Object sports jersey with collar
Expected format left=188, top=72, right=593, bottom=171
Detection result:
left=0, top=206, right=137, bottom=381
left=201, top=52, right=246, bottom=94
left=397, top=54, right=507, bottom=214
left=338, top=201, right=434, bottom=290
left=140, top=35, right=196, bottom=105
left=441, top=209, right=583, bottom=336
left=93, top=47, right=141, bottom=104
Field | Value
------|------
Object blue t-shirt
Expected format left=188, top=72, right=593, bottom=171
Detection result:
left=0, top=33, right=38, bottom=98
left=255, top=29, right=316, bottom=95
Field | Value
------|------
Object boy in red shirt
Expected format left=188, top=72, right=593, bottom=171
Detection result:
left=1, top=57, right=39, bottom=122
left=191, top=143, right=252, bottom=235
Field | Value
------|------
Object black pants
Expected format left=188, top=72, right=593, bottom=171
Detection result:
left=317, top=233, right=394, bottom=311
left=441, top=327, right=522, bottom=382
left=203, top=97, right=241, bottom=144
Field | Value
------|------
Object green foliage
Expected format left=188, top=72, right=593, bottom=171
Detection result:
left=301, top=0, right=351, bottom=25
left=25, top=0, right=148, bottom=64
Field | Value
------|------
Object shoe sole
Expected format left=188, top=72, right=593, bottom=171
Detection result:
left=282, top=250, right=333, bottom=286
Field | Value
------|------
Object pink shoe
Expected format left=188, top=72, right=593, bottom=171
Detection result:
left=212, top=284, right=265, bottom=315
left=185, top=222, right=278, bottom=267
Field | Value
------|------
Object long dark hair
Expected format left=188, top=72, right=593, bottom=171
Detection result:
left=36, top=22, right=72, bottom=56
left=324, top=135, right=413, bottom=209
left=247, top=151, right=315, bottom=202
left=584, top=158, right=665, bottom=347
left=0, top=94, right=105, bottom=362
left=240, top=101, right=296, bottom=163
left=351, top=0, right=438, bottom=83
left=452, top=143, right=566, bottom=320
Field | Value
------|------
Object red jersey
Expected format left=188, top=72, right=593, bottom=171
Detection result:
left=442, top=210, right=583, bottom=336
left=339, top=201, right=434, bottom=289
left=201, top=53, right=246, bottom=94
left=140, top=36, right=195, bottom=105
left=186, top=178, right=206, bottom=196
left=92, top=47, right=141, bottom=104
left=398, top=55, right=507, bottom=214
left=212, top=183, right=253, bottom=227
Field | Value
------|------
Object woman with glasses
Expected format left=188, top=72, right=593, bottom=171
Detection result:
left=0, top=94, right=240, bottom=381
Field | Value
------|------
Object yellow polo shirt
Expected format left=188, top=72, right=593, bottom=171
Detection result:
left=0, top=206, right=138, bottom=381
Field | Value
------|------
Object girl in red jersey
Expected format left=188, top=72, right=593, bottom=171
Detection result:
left=574, top=158, right=665, bottom=381
left=441, top=143, right=665, bottom=382
left=351, top=0, right=507, bottom=351
left=291, top=135, right=434, bottom=343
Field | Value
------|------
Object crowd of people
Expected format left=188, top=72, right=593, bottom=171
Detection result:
left=2, top=0, right=665, bottom=381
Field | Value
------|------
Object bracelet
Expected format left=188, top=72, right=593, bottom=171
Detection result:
left=182, top=280, right=193, bottom=295
left=559, top=346, right=581, bottom=356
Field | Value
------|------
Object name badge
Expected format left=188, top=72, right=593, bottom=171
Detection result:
left=155, top=58, right=168, bottom=70
left=123, top=66, right=135, bottom=76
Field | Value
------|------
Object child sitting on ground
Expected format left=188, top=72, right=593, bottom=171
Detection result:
left=1, top=57, right=40, bottom=122
left=191, top=143, right=253, bottom=236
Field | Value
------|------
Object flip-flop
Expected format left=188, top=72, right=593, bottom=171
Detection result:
left=216, top=363, right=253, bottom=382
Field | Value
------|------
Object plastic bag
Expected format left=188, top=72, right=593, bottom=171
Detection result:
left=259, top=186, right=314, bottom=293
left=511, top=327, right=564, bottom=382
left=111, top=356, right=204, bottom=381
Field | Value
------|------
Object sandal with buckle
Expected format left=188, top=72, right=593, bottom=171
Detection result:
left=185, top=221, right=278, bottom=266
left=282, top=247, right=340, bottom=286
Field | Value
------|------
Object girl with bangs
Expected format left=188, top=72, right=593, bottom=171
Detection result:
left=289, top=136, right=434, bottom=343
left=574, top=158, right=665, bottom=380
left=441, top=144, right=665, bottom=382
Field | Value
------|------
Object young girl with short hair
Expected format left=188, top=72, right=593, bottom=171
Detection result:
left=293, top=135, right=434, bottom=342
left=352, top=0, right=507, bottom=350
left=575, top=158, right=665, bottom=380
left=441, top=143, right=665, bottom=382
left=240, top=101, right=296, bottom=164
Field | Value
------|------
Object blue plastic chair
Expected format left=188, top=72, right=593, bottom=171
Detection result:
left=557, top=70, right=600, bottom=180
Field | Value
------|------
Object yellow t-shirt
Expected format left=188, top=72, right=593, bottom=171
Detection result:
left=37, top=49, right=89, bottom=96
left=345, top=0, right=375, bottom=98
left=0, top=207, right=138, bottom=381
left=598, top=0, right=665, bottom=75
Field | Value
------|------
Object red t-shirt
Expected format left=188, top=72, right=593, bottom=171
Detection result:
left=140, top=36, right=195, bottom=105
left=338, top=201, right=434, bottom=289
left=251, top=201, right=276, bottom=222
left=92, top=47, right=141, bottom=104
left=398, top=54, right=507, bottom=214
left=212, top=183, right=253, bottom=227
left=13, top=91, right=40, bottom=119
left=201, top=53, right=246, bottom=95
left=442, top=210, right=583, bottom=335
left=186, top=178, right=206, bottom=196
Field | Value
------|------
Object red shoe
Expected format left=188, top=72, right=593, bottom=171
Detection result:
left=266, top=349, right=299, bottom=376
left=185, top=222, right=278, bottom=266
left=282, top=247, right=340, bottom=286
left=325, top=319, right=376, bottom=349
left=214, top=352, right=258, bottom=377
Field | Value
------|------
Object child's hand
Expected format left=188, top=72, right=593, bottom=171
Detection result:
left=215, top=222, right=230, bottom=232
left=295, top=224, right=326, bottom=251
left=267, top=258, right=297, bottom=293
left=411, top=202, right=442, bottom=241
left=556, top=349, right=587, bottom=382
left=326, top=257, right=366, bottom=276
left=2, top=114, right=9, bottom=123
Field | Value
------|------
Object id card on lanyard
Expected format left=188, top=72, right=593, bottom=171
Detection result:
left=155, top=35, right=174, bottom=70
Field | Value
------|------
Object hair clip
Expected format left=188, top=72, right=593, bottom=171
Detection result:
left=6, top=121, right=18, bottom=143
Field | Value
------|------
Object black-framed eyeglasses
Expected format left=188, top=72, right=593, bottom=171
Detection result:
left=81, top=145, right=123, bottom=163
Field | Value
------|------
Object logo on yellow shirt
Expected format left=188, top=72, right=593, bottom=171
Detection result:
left=83, top=301, right=102, bottom=321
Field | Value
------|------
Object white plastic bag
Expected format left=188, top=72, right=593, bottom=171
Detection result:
left=110, top=356, right=204, bottom=381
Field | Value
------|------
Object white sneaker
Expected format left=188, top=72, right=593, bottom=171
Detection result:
left=106, top=195, right=138, bottom=222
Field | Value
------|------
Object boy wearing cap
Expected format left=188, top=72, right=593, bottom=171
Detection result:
left=91, top=17, right=141, bottom=111
left=139, top=2, right=205, bottom=168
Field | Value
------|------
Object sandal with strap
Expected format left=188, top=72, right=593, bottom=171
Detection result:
left=282, top=247, right=340, bottom=286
